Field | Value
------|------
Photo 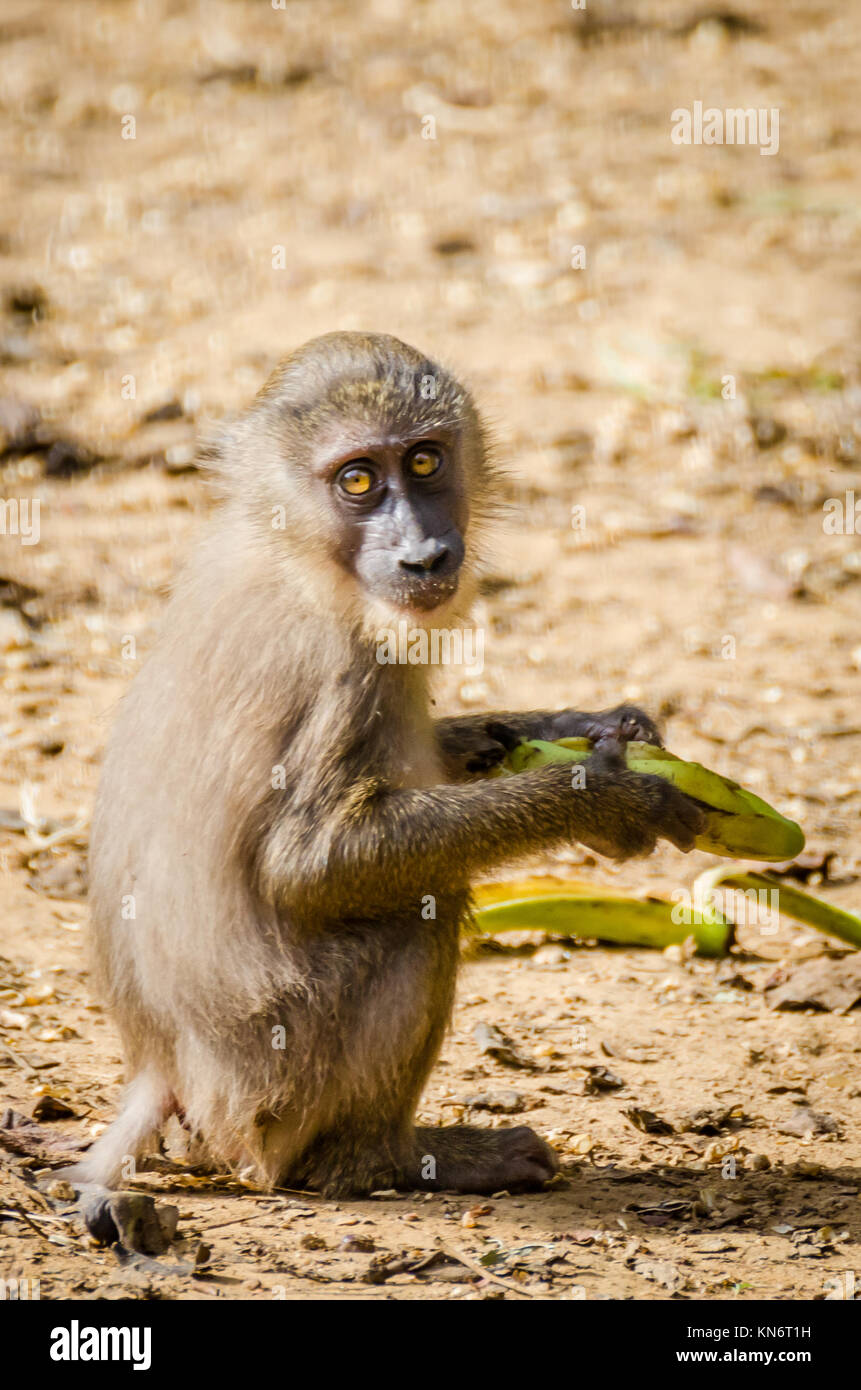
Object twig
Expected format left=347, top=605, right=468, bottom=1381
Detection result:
left=201, top=1212, right=262, bottom=1233
left=0, top=1157, right=53, bottom=1209
left=0, top=1041, right=39, bottom=1075
left=2, top=1202, right=59, bottom=1246
left=437, top=1239, right=539, bottom=1298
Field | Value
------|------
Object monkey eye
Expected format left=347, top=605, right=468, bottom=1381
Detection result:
left=336, top=461, right=377, bottom=496
left=405, top=444, right=443, bottom=479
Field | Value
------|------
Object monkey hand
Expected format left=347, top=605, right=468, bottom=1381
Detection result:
left=578, top=734, right=707, bottom=859
left=436, top=719, right=514, bottom=778
left=549, top=703, right=665, bottom=747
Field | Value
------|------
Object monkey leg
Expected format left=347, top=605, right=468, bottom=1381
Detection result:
left=279, top=1122, right=414, bottom=1198
left=408, top=1125, right=559, bottom=1194
left=63, top=1068, right=176, bottom=1189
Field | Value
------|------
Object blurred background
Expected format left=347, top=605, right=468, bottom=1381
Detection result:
left=1, top=0, right=860, bottom=899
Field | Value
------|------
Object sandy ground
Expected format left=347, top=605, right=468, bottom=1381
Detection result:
left=1, top=0, right=860, bottom=1301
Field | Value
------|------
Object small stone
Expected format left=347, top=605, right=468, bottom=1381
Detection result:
left=793, top=1160, right=824, bottom=1177
left=44, top=1179, right=76, bottom=1201
left=532, top=945, right=569, bottom=966
left=339, top=1234, right=375, bottom=1253
left=745, top=1153, right=771, bottom=1171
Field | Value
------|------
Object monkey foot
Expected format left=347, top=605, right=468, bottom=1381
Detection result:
left=411, top=1124, right=559, bottom=1194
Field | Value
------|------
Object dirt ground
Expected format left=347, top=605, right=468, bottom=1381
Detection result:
left=1, top=0, right=860, bottom=1301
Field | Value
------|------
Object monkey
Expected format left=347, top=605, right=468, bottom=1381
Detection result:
left=69, top=331, right=704, bottom=1198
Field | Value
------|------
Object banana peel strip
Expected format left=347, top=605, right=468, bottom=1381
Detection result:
left=693, top=867, right=861, bottom=952
left=472, top=878, right=732, bottom=958
left=471, top=871, right=861, bottom=959
left=468, top=740, right=850, bottom=958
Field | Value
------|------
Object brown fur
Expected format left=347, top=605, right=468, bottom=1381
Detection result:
left=74, top=332, right=702, bottom=1196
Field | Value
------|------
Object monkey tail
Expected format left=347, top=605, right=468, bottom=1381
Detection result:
left=63, top=1069, right=175, bottom=1189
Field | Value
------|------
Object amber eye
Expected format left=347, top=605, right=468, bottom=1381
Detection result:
left=406, top=445, right=443, bottom=479
left=336, top=462, right=376, bottom=496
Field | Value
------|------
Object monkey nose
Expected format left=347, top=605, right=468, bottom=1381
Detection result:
left=399, top=539, right=450, bottom=574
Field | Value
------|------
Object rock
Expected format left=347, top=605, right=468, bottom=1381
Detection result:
left=81, top=1191, right=180, bottom=1255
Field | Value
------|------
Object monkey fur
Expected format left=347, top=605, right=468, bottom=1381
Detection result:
left=73, top=332, right=704, bottom=1197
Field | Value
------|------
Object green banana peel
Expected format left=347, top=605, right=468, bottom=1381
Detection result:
left=467, top=740, right=827, bottom=960
left=469, top=871, right=860, bottom=959
left=472, top=883, right=732, bottom=957
left=501, top=737, right=805, bottom=863
left=693, top=866, right=861, bottom=952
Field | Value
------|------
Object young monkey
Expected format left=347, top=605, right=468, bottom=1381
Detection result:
left=73, top=332, right=704, bottom=1197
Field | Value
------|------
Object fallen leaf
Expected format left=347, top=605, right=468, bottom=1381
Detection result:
left=473, top=1022, right=536, bottom=1069
left=622, top=1107, right=674, bottom=1135
left=449, top=1089, right=527, bottom=1114
left=776, top=1108, right=841, bottom=1138
left=633, top=1257, right=686, bottom=1290
left=765, top=955, right=861, bottom=1013
left=678, top=1105, right=745, bottom=1135
left=581, top=1065, right=625, bottom=1093
left=32, top=1095, right=78, bottom=1121
left=624, top=1199, right=692, bottom=1226
left=696, top=1235, right=737, bottom=1253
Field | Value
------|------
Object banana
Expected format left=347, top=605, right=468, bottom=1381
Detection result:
left=500, top=737, right=804, bottom=862
left=472, top=887, right=732, bottom=956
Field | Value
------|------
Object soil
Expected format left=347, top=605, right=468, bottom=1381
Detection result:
left=1, top=0, right=860, bottom=1301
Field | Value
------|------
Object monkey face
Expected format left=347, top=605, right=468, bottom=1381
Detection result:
left=314, top=428, right=469, bottom=614
left=226, top=334, right=491, bottom=623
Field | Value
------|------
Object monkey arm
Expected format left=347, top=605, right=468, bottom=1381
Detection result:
left=435, top=704, right=663, bottom=781
left=256, top=754, right=703, bottom=920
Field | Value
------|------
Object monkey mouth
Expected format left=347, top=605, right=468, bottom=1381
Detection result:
left=397, top=573, right=460, bottom=613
